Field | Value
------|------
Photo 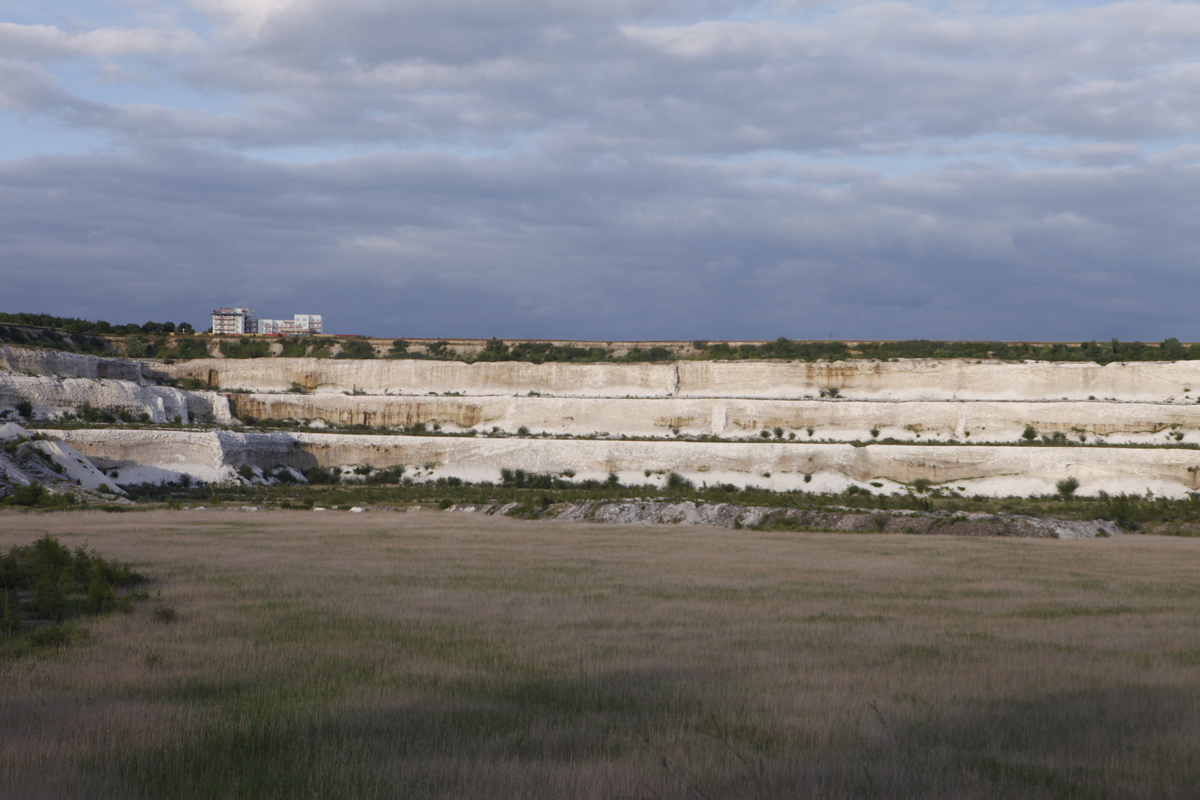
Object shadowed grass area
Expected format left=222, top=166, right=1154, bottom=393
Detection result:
left=1, top=509, right=1199, bottom=799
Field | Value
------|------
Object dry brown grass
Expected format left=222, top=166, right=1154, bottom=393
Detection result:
left=2, top=508, right=1199, bottom=799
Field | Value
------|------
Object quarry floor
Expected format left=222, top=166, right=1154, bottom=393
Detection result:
left=3, top=510, right=1198, bottom=799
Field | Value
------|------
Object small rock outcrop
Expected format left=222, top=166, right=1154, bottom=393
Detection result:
left=450, top=500, right=1122, bottom=539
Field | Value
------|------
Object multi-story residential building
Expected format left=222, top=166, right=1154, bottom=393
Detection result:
left=258, top=314, right=323, bottom=336
left=212, top=309, right=322, bottom=336
left=211, top=307, right=257, bottom=335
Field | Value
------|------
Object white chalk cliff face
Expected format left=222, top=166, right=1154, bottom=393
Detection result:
left=159, top=356, right=1200, bottom=402
left=7, top=342, right=1200, bottom=497
left=0, top=422, right=126, bottom=499
left=52, top=429, right=1200, bottom=500
left=224, top=394, right=1200, bottom=445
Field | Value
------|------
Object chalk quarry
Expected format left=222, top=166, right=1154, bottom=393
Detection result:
left=5, top=342, right=1200, bottom=499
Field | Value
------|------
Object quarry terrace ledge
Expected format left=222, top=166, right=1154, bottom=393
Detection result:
left=152, top=357, right=1200, bottom=402
left=56, top=430, right=1200, bottom=499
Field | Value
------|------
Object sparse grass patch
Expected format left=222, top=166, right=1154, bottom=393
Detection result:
left=1, top=511, right=1198, bottom=799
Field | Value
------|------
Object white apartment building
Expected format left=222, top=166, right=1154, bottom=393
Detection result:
left=211, top=307, right=256, bottom=335
left=258, top=314, right=323, bottom=336
left=212, top=309, right=322, bottom=336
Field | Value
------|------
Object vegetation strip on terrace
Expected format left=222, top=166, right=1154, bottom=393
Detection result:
left=94, top=469, right=1200, bottom=534
left=24, top=417, right=1200, bottom=452
left=8, top=311, right=1200, bottom=364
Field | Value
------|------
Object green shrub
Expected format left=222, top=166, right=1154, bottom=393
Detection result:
left=666, top=472, right=694, bottom=491
left=16, top=400, right=33, bottom=419
left=168, top=337, right=209, bottom=360
left=40, top=492, right=76, bottom=510
left=79, top=402, right=117, bottom=423
left=1, top=593, right=20, bottom=636
left=33, top=572, right=69, bottom=622
left=335, top=339, right=377, bottom=359
left=305, top=466, right=341, bottom=484
left=1056, top=476, right=1080, bottom=500
left=6, top=482, right=47, bottom=507
left=220, top=338, right=270, bottom=359
left=85, top=578, right=118, bottom=615
left=124, top=334, right=149, bottom=358
left=366, top=465, right=406, bottom=485
left=279, top=338, right=311, bottom=358
left=27, top=624, right=75, bottom=648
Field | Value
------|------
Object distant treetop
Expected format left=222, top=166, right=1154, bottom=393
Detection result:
left=0, top=312, right=193, bottom=337
left=1, top=311, right=1197, bottom=365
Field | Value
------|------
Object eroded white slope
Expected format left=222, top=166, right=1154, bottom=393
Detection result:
left=0, top=423, right=124, bottom=496
left=0, top=375, right=231, bottom=423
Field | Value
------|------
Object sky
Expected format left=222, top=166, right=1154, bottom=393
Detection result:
left=2, top=0, right=1199, bottom=341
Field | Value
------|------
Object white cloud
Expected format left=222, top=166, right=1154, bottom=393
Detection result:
left=0, top=22, right=197, bottom=60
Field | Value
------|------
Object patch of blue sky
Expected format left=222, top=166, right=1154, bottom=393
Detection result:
left=4, top=0, right=150, bottom=29
left=0, top=112, right=107, bottom=160
left=2, top=0, right=219, bottom=54
left=49, top=60, right=241, bottom=116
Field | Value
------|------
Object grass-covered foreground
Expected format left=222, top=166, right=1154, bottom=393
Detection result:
left=1, top=510, right=1198, bottom=799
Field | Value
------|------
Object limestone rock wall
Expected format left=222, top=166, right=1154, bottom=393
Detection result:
left=57, top=428, right=294, bottom=484
left=0, top=344, right=147, bottom=381
left=0, top=422, right=125, bottom=498
left=56, top=428, right=1200, bottom=498
left=16, top=341, right=1200, bottom=498
left=226, top=392, right=1200, bottom=444
left=0, top=375, right=231, bottom=423
left=11, top=340, right=1200, bottom=403
left=161, top=358, right=678, bottom=397
left=157, top=356, right=1200, bottom=402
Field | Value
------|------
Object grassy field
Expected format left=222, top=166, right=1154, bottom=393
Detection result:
left=2, top=510, right=1199, bottom=799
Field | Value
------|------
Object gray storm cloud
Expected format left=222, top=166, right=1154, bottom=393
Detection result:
left=1, top=1, right=1198, bottom=339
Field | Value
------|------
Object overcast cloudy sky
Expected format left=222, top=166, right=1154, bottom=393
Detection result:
left=2, top=1, right=1199, bottom=340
